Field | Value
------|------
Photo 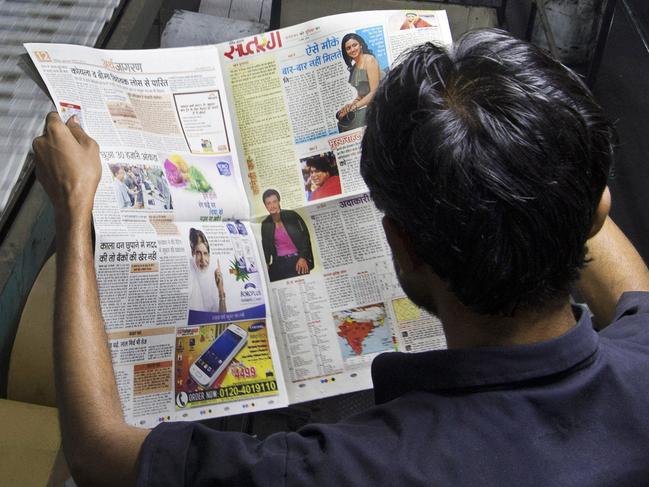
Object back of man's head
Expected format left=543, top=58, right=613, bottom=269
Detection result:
left=361, top=29, right=614, bottom=316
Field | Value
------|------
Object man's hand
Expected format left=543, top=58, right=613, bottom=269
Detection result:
left=33, top=113, right=148, bottom=487
left=32, top=112, right=100, bottom=222
left=295, top=257, right=309, bottom=275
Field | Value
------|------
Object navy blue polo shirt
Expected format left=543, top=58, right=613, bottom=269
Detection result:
left=137, top=292, right=649, bottom=486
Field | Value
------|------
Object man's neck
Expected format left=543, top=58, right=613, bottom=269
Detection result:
left=438, top=296, right=577, bottom=349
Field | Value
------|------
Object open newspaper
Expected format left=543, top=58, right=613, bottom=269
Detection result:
left=26, top=10, right=451, bottom=428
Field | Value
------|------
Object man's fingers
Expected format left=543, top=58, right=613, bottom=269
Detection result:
left=44, top=112, right=67, bottom=137
left=32, top=135, right=43, bottom=155
left=31, top=135, right=50, bottom=163
left=43, top=112, right=96, bottom=150
left=66, top=116, right=95, bottom=148
left=45, top=111, right=63, bottom=128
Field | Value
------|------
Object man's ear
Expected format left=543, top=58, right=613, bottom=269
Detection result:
left=382, top=216, right=422, bottom=272
left=589, top=186, right=611, bottom=238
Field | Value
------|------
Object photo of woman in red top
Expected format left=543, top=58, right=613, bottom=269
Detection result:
left=303, top=153, right=342, bottom=201
left=400, top=12, right=432, bottom=29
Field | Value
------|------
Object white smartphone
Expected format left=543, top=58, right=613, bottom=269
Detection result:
left=189, top=324, right=248, bottom=388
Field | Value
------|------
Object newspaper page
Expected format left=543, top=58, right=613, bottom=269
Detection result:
left=24, top=43, right=289, bottom=427
left=217, top=10, right=451, bottom=403
left=24, top=9, right=454, bottom=419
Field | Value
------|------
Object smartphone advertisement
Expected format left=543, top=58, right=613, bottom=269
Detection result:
left=174, top=320, right=278, bottom=409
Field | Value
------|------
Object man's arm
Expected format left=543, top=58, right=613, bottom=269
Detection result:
left=33, top=113, right=148, bottom=487
left=577, top=216, right=649, bottom=329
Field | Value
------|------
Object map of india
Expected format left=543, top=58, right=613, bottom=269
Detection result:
left=337, top=320, right=375, bottom=355
left=333, top=305, right=392, bottom=358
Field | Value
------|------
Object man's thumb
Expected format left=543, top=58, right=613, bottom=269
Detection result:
left=66, top=115, right=94, bottom=147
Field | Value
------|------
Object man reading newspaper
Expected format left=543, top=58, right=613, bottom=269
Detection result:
left=32, top=29, right=649, bottom=486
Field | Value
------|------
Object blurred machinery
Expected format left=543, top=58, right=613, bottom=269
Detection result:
left=0, top=0, right=126, bottom=225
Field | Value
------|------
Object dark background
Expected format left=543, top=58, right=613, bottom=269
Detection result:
left=593, top=0, right=649, bottom=264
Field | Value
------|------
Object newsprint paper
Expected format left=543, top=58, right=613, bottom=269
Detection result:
left=26, top=10, right=451, bottom=428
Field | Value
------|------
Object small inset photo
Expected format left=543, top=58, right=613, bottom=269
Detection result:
left=333, top=304, right=392, bottom=360
left=174, top=320, right=278, bottom=409
left=399, top=12, right=434, bottom=30
left=59, top=101, right=84, bottom=127
left=260, top=189, right=315, bottom=282
left=109, top=163, right=172, bottom=211
left=300, top=151, right=342, bottom=202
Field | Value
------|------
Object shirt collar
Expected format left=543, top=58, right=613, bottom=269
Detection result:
left=372, top=304, right=599, bottom=404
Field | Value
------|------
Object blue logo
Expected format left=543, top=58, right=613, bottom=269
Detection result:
left=217, top=161, right=231, bottom=176
left=248, top=322, right=265, bottom=332
left=236, top=221, right=248, bottom=235
left=244, top=283, right=257, bottom=289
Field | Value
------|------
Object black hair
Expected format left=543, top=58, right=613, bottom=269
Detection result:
left=361, top=29, right=615, bottom=316
left=341, top=33, right=373, bottom=71
left=305, top=153, right=339, bottom=177
left=189, top=228, right=210, bottom=254
left=262, top=188, right=280, bottom=204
